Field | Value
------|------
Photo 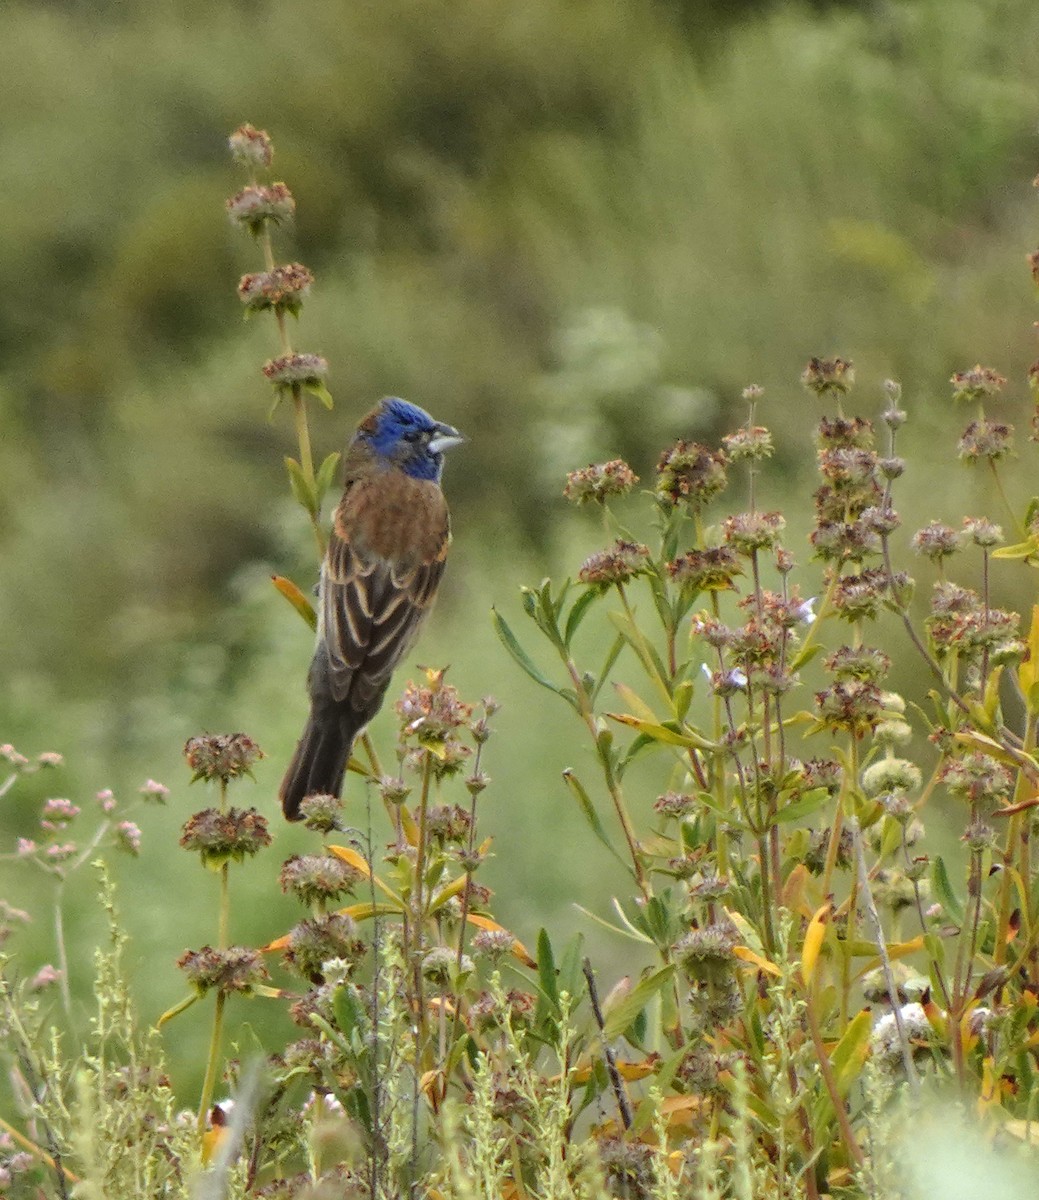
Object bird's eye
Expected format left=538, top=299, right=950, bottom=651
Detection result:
left=402, top=429, right=423, bottom=443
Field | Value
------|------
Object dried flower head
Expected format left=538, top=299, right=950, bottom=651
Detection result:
left=861, top=758, right=922, bottom=798
left=262, top=352, right=329, bottom=388
left=228, top=124, right=273, bottom=169
left=656, top=441, right=728, bottom=508
left=816, top=415, right=874, bottom=450
left=667, top=546, right=742, bottom=592
left=237, top=264, right=313, bottom=317
left=673, top=922, right=739, bottom=984
left=426, top=803, right=472, bottom=844
left=226, top=182, right=295, bottom=233
left=469, top=988, right=536, bottom=1032
left=284, top=915, right=365, bottom=983
left=802, top=356, right=855, bottom=397
left=722, top=510, right=785, bottom=555
left=824, top=644, right=890, bottom=683
left=422, top=946, right=472, bottom=990
left=815, top=680, right=884, bottom=735
left=654, top=791, right=697, bottom=820
left=950, top=365, right=1007, bottom=404
left=831, top=568, right=891, bottom=621
left=939, top=753, right=1013, bottom=803
left=961, top=517, right=1003, bottom=548
left=179, top=807, right=271, bottom=869
left=177, top=945, right=270, bottom=997
left=563, top=459, right=639, bottom=504
left=958, top=419, right=1013, bottom=463
left=279, top=854, right=363, bottom=906
left=183, top=733, right=264, bottom=784
left=577, top=539, right=650, bottom=587
left=722, top=424, right=774, bottom=462
left=298, top=792, right=345, bottom=833
left=471, top=929, right=516, bottom=960
left=912, top=521, right=960, bottom=562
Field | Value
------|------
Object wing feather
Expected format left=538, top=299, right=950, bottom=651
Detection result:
left=320, top=523, right=447, bottom=719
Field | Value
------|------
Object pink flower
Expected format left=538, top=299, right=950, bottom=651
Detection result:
left=29, top=965, right=61, bottom=991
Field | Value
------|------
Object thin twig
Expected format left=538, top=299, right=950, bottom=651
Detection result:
left=582, top=958, right=632, bottom=1130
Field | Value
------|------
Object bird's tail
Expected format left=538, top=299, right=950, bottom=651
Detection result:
left=280, top=706, right=358, bottom=821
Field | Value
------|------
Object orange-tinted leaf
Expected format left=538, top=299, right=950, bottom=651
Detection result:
left=800, top=903, right=831, bottom=986
left=466, top=912, right=536, bottom=968
left=272, top=574, right=317, bottom=630
left=734, top=945, right=782, bottom=977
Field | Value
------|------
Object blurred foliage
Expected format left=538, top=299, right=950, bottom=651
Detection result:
left=3, top=0, right=1039, bottom=1093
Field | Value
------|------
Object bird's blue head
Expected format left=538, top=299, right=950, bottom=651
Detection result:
left=356, top=397, right=464, bottom=482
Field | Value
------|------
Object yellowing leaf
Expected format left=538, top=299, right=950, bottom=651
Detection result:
left=327, top=845, right=402, bottom=904
left=800, top=903, right=831, bottom=987
left=466, top=912, right=536, bottom=968
left=271, top=574, right=317, bottom=630
left=734, top=945, right=782, bottom=977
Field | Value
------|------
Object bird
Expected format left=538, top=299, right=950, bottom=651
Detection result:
left=280, top=397, right=464, bottom=820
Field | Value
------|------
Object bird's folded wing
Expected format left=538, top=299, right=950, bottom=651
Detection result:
left=321, top=531, right=446, bottom=709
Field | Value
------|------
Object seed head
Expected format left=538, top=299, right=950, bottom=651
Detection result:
left=284, top=915, right=365, bottom=983
left=262, top=352, right=329, bottom=388
left=226, top=182, right=295, bottom=233
left=563, top=459, right=639, bottom=504
left=228, top=124, right=273, bottom=169
left=577, top=539, right=650, bottom=587
left=912, top=522, right=959, bottom=562
left=667, top=546, right=742, bottom=592
left=177, top=946, right=270, bottom=997
left=802, top=356, right=855, bottom=397
left=958, top=419, right=1013, bottom=463
left=179, top=807, right=271, bottom=869
left=279, top=854, right=363, bottom=906
left=656, top=441, right=728, bottom=509
left=950, top=364, right=1007, bottom=404
left=183, top=733, right=263, bottom=785
left=237, top=263, right=313, bottom=317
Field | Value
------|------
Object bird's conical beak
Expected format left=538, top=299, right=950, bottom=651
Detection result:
left=429, top=423, right=465, bottom=455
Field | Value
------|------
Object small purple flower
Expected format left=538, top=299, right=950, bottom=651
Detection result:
left=96, top=788, right=117, bottom=812
left=29, top=964, right=61, bottom=991
left=115, top=821, right=143, bottom=856
left=139, top=779, right=170, bottom=803
left=41, top=798, right=80, bottom=827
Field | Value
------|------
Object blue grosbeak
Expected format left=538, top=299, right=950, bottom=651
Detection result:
left=280, top=397, right=463, bottom=820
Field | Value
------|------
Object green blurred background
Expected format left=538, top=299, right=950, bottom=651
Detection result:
left=3, top=0, right=1039, bottom=1098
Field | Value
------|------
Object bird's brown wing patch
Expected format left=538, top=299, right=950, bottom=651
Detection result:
left=321, top=530, right=447, bottom=711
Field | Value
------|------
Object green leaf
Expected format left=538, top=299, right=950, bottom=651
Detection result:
left=788, top=642, right=825, bottom=672
left=332, top=985, right=368, bottom=1050
left=492, top=608, right=575, bottom=706
left=606, top=712, right=716, bottom=751
left=558, top=932, right=587, bottom=1004
left=303, top=378, right=335, bottom=409
left=932, top=856, right=965, bottom=925
left=603, top=965, right=676, bottom=1041
left=284, top=455, right=317, bottom=515
left=562, top=769, right=630, bottom=870
left=315, top=450, right=341, bottom=504
left=592, top=633, right=627, bottom=703
left=536, top=927, right=559, bottom=1009
left=564, top=586, right=601, bottom=648
left=773, top=787, right=832, bottom=824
